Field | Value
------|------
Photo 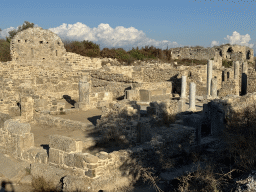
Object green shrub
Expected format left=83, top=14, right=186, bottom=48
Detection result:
left=128, top=48, right=145, bottom=61
left=64, top=40, right=100, bottom=57
left=222, top=60, right=233, bottom=68
left=0, top=39, right=11, bottom=62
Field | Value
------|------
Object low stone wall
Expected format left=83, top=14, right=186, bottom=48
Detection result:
left=34, top=113, right=96, bottom=131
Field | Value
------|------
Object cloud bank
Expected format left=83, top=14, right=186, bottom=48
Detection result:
left=48, top=22, right=181, bottom=51
left=0, top=27, right=16, bottom=39
left=211, top=31, right=254, bottom=48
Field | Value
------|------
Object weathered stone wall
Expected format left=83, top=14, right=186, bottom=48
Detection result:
left=11, top=27, right=66, bottom=62
left=170, top=47, right=216, bottom=60
left=170, top=45, right=254, bottom=63
left=220, top=45, right=254, bottom=63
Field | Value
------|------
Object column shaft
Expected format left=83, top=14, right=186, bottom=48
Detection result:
left=207, top=60, right=213, bottom=96
left=189, top=82, right=196, bottom=111
left=211, top=77, right=218, bottom=98
left=180, top=76, right=187, bottom=99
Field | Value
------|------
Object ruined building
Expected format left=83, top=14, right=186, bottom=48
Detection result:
left=170, top=44, right=254, bottom=63
left=1, top=26, right=256, bottom=191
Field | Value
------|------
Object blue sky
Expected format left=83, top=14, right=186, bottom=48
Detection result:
left=1, top=0, right=256, bottom=54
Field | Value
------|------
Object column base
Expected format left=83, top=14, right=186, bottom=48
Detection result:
left=187, top=107, right=197, bottom=112
left=75, top=102, right=91, bottom=111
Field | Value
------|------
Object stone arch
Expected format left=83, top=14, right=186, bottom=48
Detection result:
left=226, top=47, right=233, bottom=59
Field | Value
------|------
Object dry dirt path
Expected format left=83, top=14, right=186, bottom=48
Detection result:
left=30, top=108, right=102, bottom=148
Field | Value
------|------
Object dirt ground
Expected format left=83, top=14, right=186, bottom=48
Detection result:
left=30, top=108, right=102, bottom=148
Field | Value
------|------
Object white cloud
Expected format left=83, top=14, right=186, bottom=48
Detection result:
left=0, top=27, right=16, bottom=39
left=48, top=22, right=181, bottom=51
left=224, top=31, right=254, bottom=48
left=211, top=40, right=220, bottom=47
left=0, top=24, right=39, bottom=39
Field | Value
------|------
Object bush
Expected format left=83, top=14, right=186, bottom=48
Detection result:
left=8, top=21, right=34, bottom=41
left=128, top=48, right=145, bottom=61
left=100, top=47, right=117, bottom=59
left=222, top=59, right=233, bottom=68
left=64, top=40, right=100, bottom=57
left=0, top=39, right=11, bottom=62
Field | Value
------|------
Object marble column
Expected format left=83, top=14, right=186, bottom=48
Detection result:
left=180, top=75, right=187, bottom=99
left=234, top=61, right=240, bottom=80
left=234, top=61, right=240, bottom=95
left=79, top=75, right=90, bottom=104
left=207, top=60, right=213, bottom=97
left=211, top=77, right=218, bottom=98
left=188, top=82, right=196, bottom=111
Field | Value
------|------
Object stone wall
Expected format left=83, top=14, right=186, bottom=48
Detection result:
left=11, top=27, right=66, bottom=62
left=169, top=45, right=254, bottom=63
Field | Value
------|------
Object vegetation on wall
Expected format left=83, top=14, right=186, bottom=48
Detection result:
left=0, top=21, right=35, bottom=62
left=222, top=59, right=233, bottom=68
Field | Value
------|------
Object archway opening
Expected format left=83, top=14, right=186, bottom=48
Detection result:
left=246, top=51, right=251, bottom=60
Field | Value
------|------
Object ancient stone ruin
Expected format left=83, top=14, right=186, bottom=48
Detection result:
left=170, top=44, right=254, bottom=63
left=1, top=26, right=256, bottom=191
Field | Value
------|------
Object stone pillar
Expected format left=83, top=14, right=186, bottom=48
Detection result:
left=188, top=82, right=196, bottom=111
left=79, top=75, right=90, bottom=104
left=207, top=60, right=213, bottom=97
left=234, top=61, right=240, bottom=95
left=180, top=76, right=187, bottom=99
left=211, top=77, right=218, bottom=99
left=76, top=74, right=91, bottom=110
left=178, top=99, right=186, bottom=112
left=241, top=61, right=248, bottom=96
left=21, top=96, right=34, bottom=122
left=234, top=61, right=240, bottom=80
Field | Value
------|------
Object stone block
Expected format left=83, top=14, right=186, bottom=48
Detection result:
left=97, top=92, right=105, bottom=99
left=96, top=151, right=109, bottom=160
left=151, top=94, right=170, bottom=102
left=151, top=89, right=164, bottom=96
left=17, top=133, right=34, bottom=153
left=73, top=153, right=87, bottom=169
left=63, top=175, right=90, bottom=192
left=64, top=152, right=74, bottom=167
left=84, top=169, right=96, bottom=178
left=35, top=151, right=48, bottom=164
left=74, top=153, right=98, bottom=169
left=49, top=148, right=60, bottom=164
left=126, top=90, right=139, bottom=101
left=49, top=135, right=81, bottom=152
left=4, top=119, right=31, bottom=135
left=140, top=90, right=150, bottom=102
left=34, top=99, right=48, bottom=110
left=24, top=147, right=48, bottom=163
left=31, top=163, right=69, bottom=187
left=8, top=106, right=20, bottom=116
